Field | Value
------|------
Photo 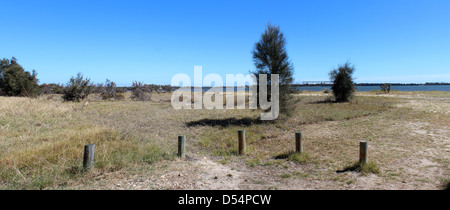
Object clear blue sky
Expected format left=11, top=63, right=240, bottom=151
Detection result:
left=1, top=0, right=449, bottom=86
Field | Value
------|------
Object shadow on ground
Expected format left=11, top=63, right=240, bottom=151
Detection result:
left=305, top=97, right=339, bottom=104
left=186, top=117, right=272, bottom=128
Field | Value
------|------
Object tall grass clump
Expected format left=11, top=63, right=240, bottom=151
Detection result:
left=340, top=161, right=380, bottom=175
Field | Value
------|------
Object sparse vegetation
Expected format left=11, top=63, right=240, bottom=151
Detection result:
left=130, top=81, right=151, bottom=101
left=287, top=152, right=310, bottom=164
left=1, top=91, right=448, bottom=189
left=280, top=173, right=291, bottom=178
left=340, top=161, right=380, bottom=175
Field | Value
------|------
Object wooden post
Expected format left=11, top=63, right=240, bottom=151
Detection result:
left=178, top=135, right=186, bottom=158
left=360, top=141, right=368, bottom=164
left=295, top=132, right=303, bottom=153
left=238, top=130, right=246, bottom=155
left=83, top=144, right=95, bottom=170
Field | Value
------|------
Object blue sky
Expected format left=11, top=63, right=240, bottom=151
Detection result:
left=1, top=0, right=449, bottom=86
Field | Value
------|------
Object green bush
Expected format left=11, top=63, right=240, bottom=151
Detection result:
left=62, top=73, right=94, bottom=102
left=329, top=62, right=356, bottom=102
left=0, top=57, right=40, bottom=97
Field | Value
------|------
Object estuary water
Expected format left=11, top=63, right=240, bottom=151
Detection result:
left=175, top=85, right=450, bottom=92
left=296, top=85, right=450, bottom=92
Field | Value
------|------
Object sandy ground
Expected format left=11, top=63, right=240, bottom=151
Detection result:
left=50, top=94, right=449, bottom=190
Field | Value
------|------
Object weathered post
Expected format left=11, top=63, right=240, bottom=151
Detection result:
left=359, top=141, right=368, bottom=164
left=83, top=144, right=95, bottom=170
left=295, top=132, right=303, bottom=153
left=238, top=130, right=246, bottom=155
left=178, top=135, right=186, bottom=158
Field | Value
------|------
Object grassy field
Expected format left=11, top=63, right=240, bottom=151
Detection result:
left=0, top=91, right=449, bottom=189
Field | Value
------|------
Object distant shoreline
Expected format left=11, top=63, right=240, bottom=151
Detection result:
left=293, top=82, right=450, bottom=87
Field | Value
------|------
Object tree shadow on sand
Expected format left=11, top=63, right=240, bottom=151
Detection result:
left=305, top=97, right=340, bottom=104
left=186, top=117, right=273, bottom=128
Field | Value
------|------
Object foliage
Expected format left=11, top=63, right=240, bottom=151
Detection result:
left=380, top=83, right=391, bottom=93
left=62, top=73, right=94, bottom=102
left=329, top=62, right=356, bottom=102
left=0, top=57, right=40, bottom=97
left=251, top=24, right=295, bottom=118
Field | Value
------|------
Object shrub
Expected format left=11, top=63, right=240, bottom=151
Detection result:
left=380, top=83, right=391, bottom=93
left=130, top=81, right=151, bottom=101
left=329, top=62, right=356, bottom=102
left=62, top=73, right=94, bottom=102
left=0, top=57, right=40, bottom=97
left=323, top=88, right=331, bottom=93
left=100, top=79, right=117, bottom=100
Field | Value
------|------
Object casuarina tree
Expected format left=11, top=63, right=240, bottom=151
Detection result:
left=251, top=24, right=295, bottom=118
left=329, top=62, right=356, bottom=102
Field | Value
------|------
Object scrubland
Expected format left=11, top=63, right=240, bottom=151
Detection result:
left=1, top=91, right=449, bottom=189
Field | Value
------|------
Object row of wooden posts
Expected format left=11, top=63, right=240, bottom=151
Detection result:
left=82, top=130, right=369, bottom=170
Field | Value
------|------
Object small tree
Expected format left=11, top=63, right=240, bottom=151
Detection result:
left=62, top=73, right=94, bottom=102
left=130, top=81, right=151, bottom=101
left=251, top=24, right=295, bottom=118
left=0, top=57, right=40, bottom=97
left=329, top=62, right=356, bottom=102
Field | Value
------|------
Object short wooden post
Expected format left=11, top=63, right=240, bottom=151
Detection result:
left=359, top=141, right=368, bottom=164
left=83, top=144, right=95, bottom=170
left=238, top=130, right=246, bottom=155
left=295, top=132, right=303, bottom=153
left=178, top=135, right=186, bottom=158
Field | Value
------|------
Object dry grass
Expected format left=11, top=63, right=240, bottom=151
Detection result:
left=0, top=96, right=170, bottom=189
left=1, top=91, right=449, bottom=189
